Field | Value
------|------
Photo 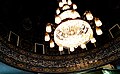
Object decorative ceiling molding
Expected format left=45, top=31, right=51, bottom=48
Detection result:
left=0, top=35, right=120, bottom=73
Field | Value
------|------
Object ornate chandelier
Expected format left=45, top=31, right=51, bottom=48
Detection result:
left=44, top=0, right=103, bottom=52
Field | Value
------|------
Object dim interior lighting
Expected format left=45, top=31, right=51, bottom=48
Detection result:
left=44, top=0, right=103, bottom=52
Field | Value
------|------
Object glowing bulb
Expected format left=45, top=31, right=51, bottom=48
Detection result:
left=73, top=4, right=77, bottom=9
left=95, top=18, right=102, bottom=27
left=56, top=8, right=60, bottom=15
left=90, top=37, right=96, bottom=43
left=68, top=0, right=72, bottom=5
left=96, top=27, right=103, bottom=35
left=55, top=15, right=61, bottom=24
left=46, top=23, right=52, bottom=33
left=59, top=2, right=64, bottom=7
left=70, top=47, right=74, bottom=52
left=81, top=44, right=86, bottom=49
left=45, top=33, right=50, bottom=41
left=86, top=11, right=93, bottom=20
left=50, top=39, right=55, bottom=48
left=59, top=46, right=63, bottom=51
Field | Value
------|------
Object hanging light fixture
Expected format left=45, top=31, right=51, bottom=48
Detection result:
left=50, top=39, right=55, bottom=48
left=44, top=0, right=103, bottom=52
left=46, top=23, right=52, bottom=33
left=45, top=33, right=50, bottom=41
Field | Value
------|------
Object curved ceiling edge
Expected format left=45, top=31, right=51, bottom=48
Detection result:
left=0, top=36, right=120, bottom=73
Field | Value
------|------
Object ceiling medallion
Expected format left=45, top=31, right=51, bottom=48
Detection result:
left=44, top=0, right=103, bottom=52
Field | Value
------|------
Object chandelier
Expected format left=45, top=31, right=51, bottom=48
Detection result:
left=44, top=0, right=103, bottom=52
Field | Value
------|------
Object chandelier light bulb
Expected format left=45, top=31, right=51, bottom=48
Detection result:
left=81, top=44, right=86, bottom=49
left=90, top=37, right=96, bottom=43
left=86, top=11, right=93, bottom=20
left=56, top=8, right=60, bottom=15
left=62, top=0, right=67, bottom=4
left=46, top=23, right=52, bottom=33
left=55, top=15, right=61, bottom=24
left=95, top=18, right=102, bottom=27
left=50, top=39, right=55, bottom=48
left=45, top=33, right=50, bottom=41
left=70, top=47, right=74, bottom=52
left=59, top=2, right=64, bottom=7
left=96, top=27, right=103, bottom=35
left=73, top=4, right=77, bottom=9
left=59, top=46, right=63, bottom=51
left=68, top=0, right=72, bottom=5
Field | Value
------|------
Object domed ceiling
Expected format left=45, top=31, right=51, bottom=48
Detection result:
left=0, top=0, right=119, bottom=53
left=0, top=0, right=119, bottom=42
left=0, top=0, right=120, bottom=73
